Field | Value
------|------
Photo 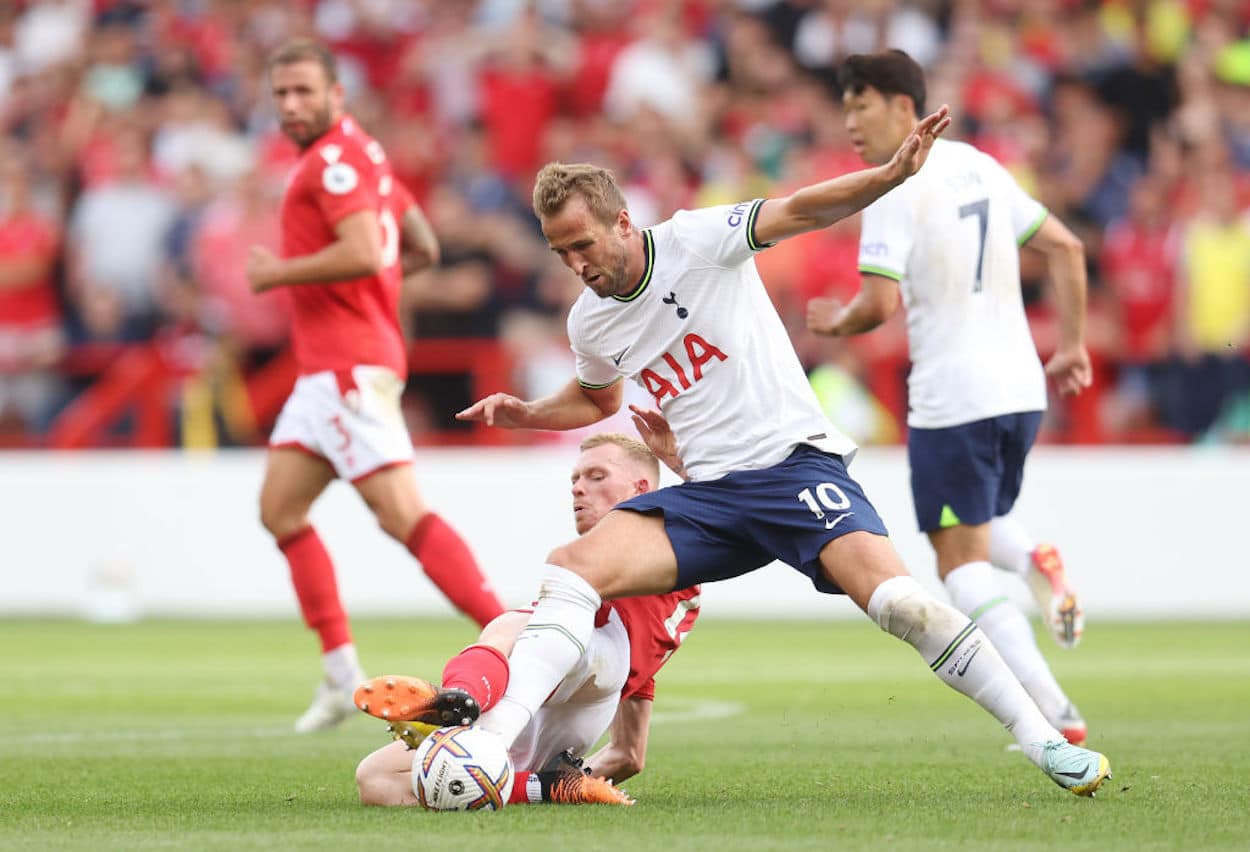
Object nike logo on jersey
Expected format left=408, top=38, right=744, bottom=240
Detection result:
left=825, top=512, right=853, bottom=530
left=611, top=347, right=630, bottom=366
left=661, top=292, right=689, bottom=319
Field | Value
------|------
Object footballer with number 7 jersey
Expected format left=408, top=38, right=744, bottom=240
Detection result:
left=454, top=105, right=1112, bottom=796
left=808, top=51, right=1092, bottom=746
left=246, top=39, right=504, bottom=735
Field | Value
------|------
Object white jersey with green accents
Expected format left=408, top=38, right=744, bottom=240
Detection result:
left=858, top=138, right=1049, bottom=429
left=568, top=200, right=857, bottom=482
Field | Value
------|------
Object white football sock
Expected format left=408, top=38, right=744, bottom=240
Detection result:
left=988, top=515, right=1035, bottom=577
left=944, top=562, right=1073, bottom=723
left=867, top=575, right=1061, bottom=766
left=323, top=643, right=363, bottom=691
left=476, top=565, right=600, bottom=746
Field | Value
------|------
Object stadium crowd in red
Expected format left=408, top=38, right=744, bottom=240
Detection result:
left=1, top=0, right=1248, bottom=448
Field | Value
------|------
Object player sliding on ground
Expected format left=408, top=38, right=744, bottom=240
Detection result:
left=450, top=108, right=1112, bottom=797
left=353, top=433, right=698, bottom=806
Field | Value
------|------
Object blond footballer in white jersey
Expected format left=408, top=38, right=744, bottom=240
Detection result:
left=808, top=50, right=1094, bottom=749
left=567, top=201, right=855, bottom=482
left=456, top=111, right=1113, bottom=797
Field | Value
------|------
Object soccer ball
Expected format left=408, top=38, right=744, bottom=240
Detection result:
left=410, top=725, right=514, bottom=812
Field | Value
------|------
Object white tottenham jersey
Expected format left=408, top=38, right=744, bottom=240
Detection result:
left=858, top=139, right=1049, bottom=428
left=569, top=200, right=857, bottom=482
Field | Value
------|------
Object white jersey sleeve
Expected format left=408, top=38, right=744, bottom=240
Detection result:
left=568, top=307, right=620, bottom=389
left=857, top=186, right=917, bottom=281
left=1001, top=164, right=1049, bottom=245
left=669, top=200, right=772, bottom=269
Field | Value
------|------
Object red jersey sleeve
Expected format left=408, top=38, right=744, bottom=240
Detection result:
left=310, top=144, right=379, bottom=228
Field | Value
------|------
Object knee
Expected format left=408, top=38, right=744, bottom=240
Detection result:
left=375, top=503, right=423, bottom=544
left=259, top=496, right=304, bottom=541
left=866, top=575, right=929, bottom=637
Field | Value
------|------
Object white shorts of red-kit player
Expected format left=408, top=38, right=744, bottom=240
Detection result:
left=269, top=365, right=413, bottom=482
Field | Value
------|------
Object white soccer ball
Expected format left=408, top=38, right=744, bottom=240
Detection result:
left=410, top=725, right=514, bottom=811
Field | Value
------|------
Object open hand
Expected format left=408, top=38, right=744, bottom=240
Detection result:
left=889, top=104, right=951, bottom=180
left=629, top=404, right=685, bottom=478
left=456, top=393, right=531, bottom=428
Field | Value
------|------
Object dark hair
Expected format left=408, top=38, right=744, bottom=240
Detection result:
left=267, top=38, right=338, bottom=84
left=837, top=50, right=926, bottom=115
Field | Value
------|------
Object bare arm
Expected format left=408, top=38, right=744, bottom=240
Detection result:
left=0, top=253, right=55, bottom=290
left=806, top=274, right=902, bottom=337
left=399, top=204, right=440, bottom=275
left=248, top=209, right=383, bottom=292
left=752, top=106, right=951, bottom=246
left=1024, top=215, right=1092, bottom=395
left=456, top=377, right=622, bottom=430
left=586, top=697, right=652, bottom=783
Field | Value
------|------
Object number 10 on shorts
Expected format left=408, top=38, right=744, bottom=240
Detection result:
left=797, top=483, right=850, bottom=520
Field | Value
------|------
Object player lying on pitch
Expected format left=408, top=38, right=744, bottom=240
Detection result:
left=353, top=431, right=699, bottom=806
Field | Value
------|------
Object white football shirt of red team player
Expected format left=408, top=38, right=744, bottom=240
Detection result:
left=279, top=115, right=408, bottom=378
left=610, top=586, right=701, bottom=702
left=567, top=202, right=857, bottom=482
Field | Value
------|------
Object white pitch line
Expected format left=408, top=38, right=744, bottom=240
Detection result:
left=0, top=725, right=291, bottom=746
left=649, top=698, right=745, bottom=725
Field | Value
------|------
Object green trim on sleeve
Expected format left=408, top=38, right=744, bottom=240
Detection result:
left=858, top=265, right=904, bottom=282
left=1017, top=208, right=1049, bottom=246
left=746, top=199, right=775, bottom=251
left=578, top=377, right=622, bottom=390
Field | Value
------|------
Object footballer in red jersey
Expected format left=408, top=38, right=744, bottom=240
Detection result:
left=354, top=433, right=700, bottom=807
left=247, top=39, right=503, bottom=735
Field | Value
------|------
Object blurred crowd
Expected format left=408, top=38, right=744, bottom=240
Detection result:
left=2, top=0, right=1249, bottom=448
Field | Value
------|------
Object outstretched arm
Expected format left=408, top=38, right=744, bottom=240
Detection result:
left=1025, top=215, right=1091, bottom=395
left=456, top=377, right=623, bottom=431
left=752, top=106, right=951, bottom=246
left=585, top=697, right=652, bottom=783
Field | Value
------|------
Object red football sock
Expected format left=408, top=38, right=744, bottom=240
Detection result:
left=508, top=772, right=535, bottom=804
left=278, top=526, right=351, bottom=653
left=406, top=513, right=505, bottom=627
left=440, top=643, right=510, bottom=712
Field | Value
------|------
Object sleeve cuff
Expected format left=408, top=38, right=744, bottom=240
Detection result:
left=858, top=264, right=904, bottom=281
left=1017, top=209, right=1049, bottom=246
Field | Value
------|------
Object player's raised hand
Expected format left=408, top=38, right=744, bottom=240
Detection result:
left=890, top=104, right=951, bottom=180
left=246, top=246, right=284, bottom=293
left=1045, top=344, right=1093, bottom=396
left=629, top=404, right=684, bottom=478
left=456, top=392, right=531, bottom=428
left=806, top=297, right=845, bottom=336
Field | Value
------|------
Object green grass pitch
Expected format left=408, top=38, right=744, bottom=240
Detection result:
left=2, top=617, right=1248, bottom=851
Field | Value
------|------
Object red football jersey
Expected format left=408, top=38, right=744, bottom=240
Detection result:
left=278, top=115, right=408, bottom=377
left=610, top=586, right=701, bottom=702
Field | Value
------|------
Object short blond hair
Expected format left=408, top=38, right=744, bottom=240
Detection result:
left=579, top=433, right=660, bottom=482
left=532, top=162, right=628, bottom=225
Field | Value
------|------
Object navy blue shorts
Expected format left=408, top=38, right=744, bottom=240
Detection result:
left=908, top=411, right=1042, bottom=532
left=616, top=445, right=889, bottom=595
